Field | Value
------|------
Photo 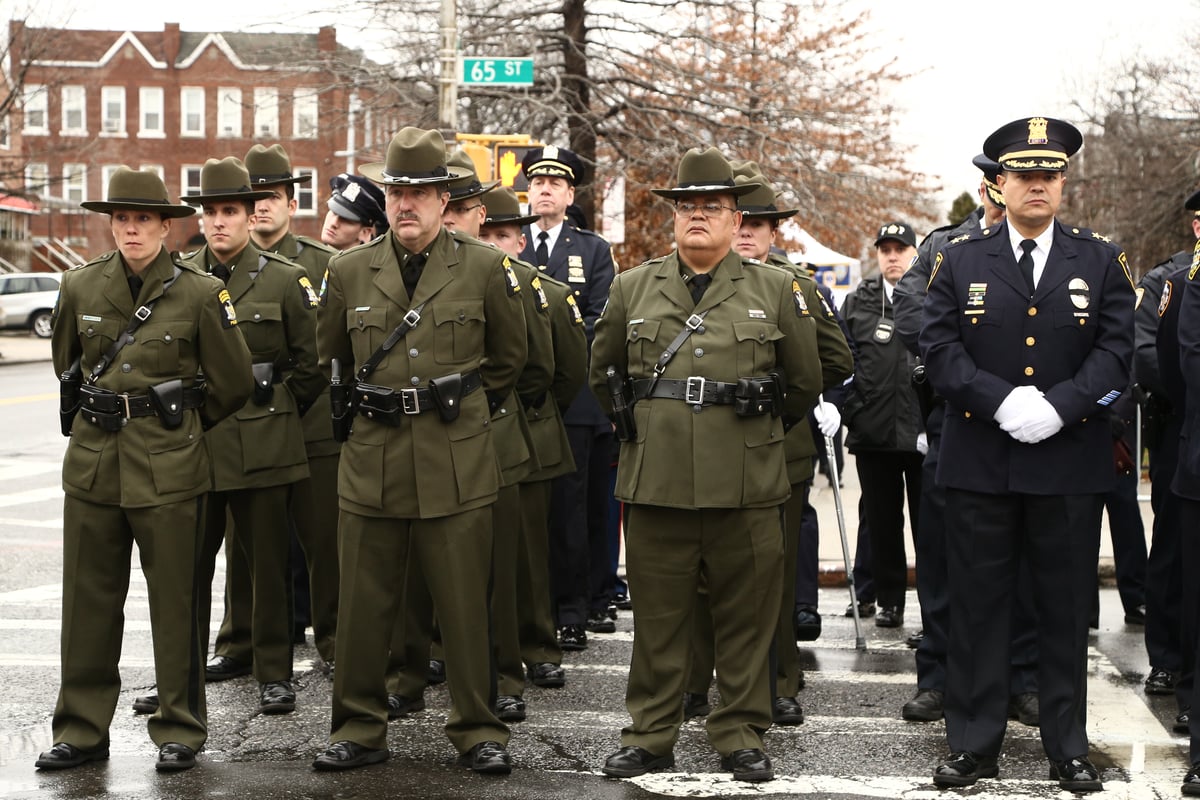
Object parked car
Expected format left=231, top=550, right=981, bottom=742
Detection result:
left=0, top=272, right=62, bottom=338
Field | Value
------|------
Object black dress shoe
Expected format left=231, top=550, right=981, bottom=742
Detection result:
left=260, top=680, right=296, bottom=714
left=793, top=606, right=822, bottom=641
left=683, top=692, right=711, bottom=719
left=602, top=745, right=674, bottom=778
left=1049, top=756, right=1102, bottom=792
left=1008, top=692, right=1039, bottom=726
left=845, top=601, right=875, bottom=618
left=772, top=696, right=804, bottom=725
left=427, top=659, right=446, bottom=685
left=1146, top=667, right=1176, bottom=695
left=495, top=695, right=527, bottom=722
left=1176, top=709, right=1191, bottom=734
left=312, top=740, right=389, bottom=771
left=133, top=692, right=159, bottom=715
left=156, top=742, right=196, bottom=772
left=606, top=603, right=619, bottom=621
left=613, top=592, right=632, bottom=610
left=933, top=752, right=998, bottom=787
left=205, top=655, right=251, bottom=682
left=586, top=611, right=616, bottom=634
left=1125, top=604, right=1146, bottom=624
left=1183, top=763, right=1200, bottom=795
left=456, top=740, right=511, bottom=774
left=386, top=693, right=426, bottom=720
left=721, top=748, right=774, bottom=782
left=527, top=662, right=566, bottom=688
left=34, top=742, right=110, bottom=770
left=902, top=688, right=944, bottom=722
left=875, top=606, right=903, bottom=628
left=905, top=629, right=925, bottom=648
left=559, top=624, right=588, bottom=651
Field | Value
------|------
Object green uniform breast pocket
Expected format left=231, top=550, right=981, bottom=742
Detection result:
left=447, top=417, right=498, bottom=503
left=733, top=320, right=784, bottom=376
left=625, top=319, right=661, bottom=370
left=78, top=316, right=122, bottom=367
left=346, top=307, right=388, bottom=358
left=236, top=302, right=283, bottom=356
left=431, top=300, right=485, bottom=364
left=138, top=320, right=193, bottom=379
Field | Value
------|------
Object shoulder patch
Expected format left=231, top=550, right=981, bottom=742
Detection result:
left=219, top=288, right=238, bottom=328
left=502, top=256, right=521, bottom=296
left=298, top=275, right=320, bottom=309
left=927, top=251, right=944, bottom=289
left=566, top=293, right=584, bottom=326
left=1158, top=279, right=1173, bottom=317
left=1117, top=251, right=1134, bottom=289
left=530, top=276, right=549, bottom=312
left=318, top=268, right=329, bottom=307
left=792, top=279, right=809, bottom=317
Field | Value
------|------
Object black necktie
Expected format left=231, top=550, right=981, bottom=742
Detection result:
left=689, top=273, right=712, bottom=307
left=403, top=253, right=425, bottom=299
left=211, top=263, right=231, bottom=284
left=1018, top=239, right=1036, bottom=294
left=535, top=231, right=549, bottom=267
left=127, top=274, right=143, bottom=303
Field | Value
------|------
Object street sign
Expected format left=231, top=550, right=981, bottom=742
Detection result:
left=460, top=57, right=534, bottom=86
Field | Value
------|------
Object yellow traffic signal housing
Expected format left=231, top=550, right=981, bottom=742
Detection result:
left=454, top=133, right=543, bottom=201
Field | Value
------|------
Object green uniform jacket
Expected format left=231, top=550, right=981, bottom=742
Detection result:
left=317, top=228, right=528, bottom=519
left=185, top=244, right=323, bottom=491
left=523, top=272, right=586, bottom=482
left=762, top=254, right=854, bottom=484
left=589, top=250, right=821, bottom=509
left=262, top=232, right=340, bottom=458
left=51, top=247, right=253, bottom=508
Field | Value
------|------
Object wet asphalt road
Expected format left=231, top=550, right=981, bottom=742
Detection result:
left=0, top=360, right=1193, bottom=799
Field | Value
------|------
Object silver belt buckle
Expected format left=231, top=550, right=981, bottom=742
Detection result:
left=119, top=393, right=132, bottom=420
left=400, top=388, right=420, bottom=415
left=684, top=376, right=706, bottom=405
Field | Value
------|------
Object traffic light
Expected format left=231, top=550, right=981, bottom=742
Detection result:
left=458, top=142, right=491, bottom=185
left=494, top=145, right=539, bottom=192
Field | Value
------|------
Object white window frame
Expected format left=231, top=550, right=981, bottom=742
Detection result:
left=63, top=163, right=87, bottom=204
left=100, top=86, right=126, bottom=136
left=25, top=162, right=49, bottom=194
left=140, top=164, right=164, bottom=182
left=61, top=85, right=87, bottom=136
left=292, top=89, right=318, bottom=139
left=139, top=86, right=164, bottom=138
left=181, top=165, right=203, bottom=200
left=217, top=87, right=242, bottom=138
left=0, top=113, right=9, bottom=149
left=22, top=84, right=47, bottom=134
left=180, top=87, right=205, bottom=137
left=100, top=165, right=122, bottom=199
left=254, top=87, right=278, bottom=138
left=294, top=167, right=316, bottom=216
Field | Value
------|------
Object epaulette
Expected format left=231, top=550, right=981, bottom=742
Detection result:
left=570, top=225, right=602, bottom=239
left=1059, top=225, right=1114, bottom=245
left=261, top=249, right=299, bottom=267
left=295, top=234, right=337, bottom=255
left=76, top=251, right=116, bottom=271
left=917, top=222, right=958, bottom=248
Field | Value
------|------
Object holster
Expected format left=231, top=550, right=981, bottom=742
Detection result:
left=79, top=384, right=124, bottom=432
left=148, top=379, right=185, bottom=430
left=734, top=375, right=779, bottom=418
left=356, top=382, right=403, bottom=425
left=251, top=362, right=276, bottom=406
left=911, top=363, right=942, bottom=422
left=428, top=373, right=464, bottom=423
left=59, top=357, right=82, bottom=437
left=606, top=366, right=637, bottom=442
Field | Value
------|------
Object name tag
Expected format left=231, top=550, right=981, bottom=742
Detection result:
left=354, top=306, right=371, bottom=312
left=82, top=314, right=102, bottom=322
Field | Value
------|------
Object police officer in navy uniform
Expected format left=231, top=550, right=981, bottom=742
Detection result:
left=322, top=173, right=387, bottom=251
left=921, top=117, right=1135, bottom=792
left=518, top=146, right=618, bottom=646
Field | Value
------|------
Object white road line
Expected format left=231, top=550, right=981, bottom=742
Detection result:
left=0, top=486, right=62, bottom=509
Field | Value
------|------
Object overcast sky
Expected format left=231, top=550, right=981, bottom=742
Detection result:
left=19, top=0, right=1200, bottom=220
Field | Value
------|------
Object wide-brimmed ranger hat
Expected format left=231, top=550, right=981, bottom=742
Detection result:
left=651, top=148, right=760, bottom=199
left=360, top=128, right=458, bottom=186
left=245, top=144, right=311, bottom=187
left=971, top=153, right=1006, bottom=209
left=328, top=173, right=387, bottom=230
left=481, top=186, right=541, bottom=228
left=446, top=149, right=500, bottom=201
left=181, top=158, right=276, bottom=204
left=81, top=166, right=195, bottom=218
left=983, top=116, right=1082, bottom=173
left=521, top=145, right=586, bottom=186
left=730, top=160, right=799, bottom=221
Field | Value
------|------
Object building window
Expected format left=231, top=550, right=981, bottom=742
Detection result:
left=23, top=84, right=48, bottom=134
left=292, top=89, right=318, bottom=139
left=180, top=87, right=205, bottom=137
left=100, top=165, right=121, bottom=198
left=25, top=162, right=49, bottom=194
left=182, top=165, right=203, bottom=199
left=218, top=87, right=242, bottom=138
left=0, top=114, right=9, bottom=149
left=295, top=168, right=316, bottom=215
left=61, top=85, right=86, bottom=135
left=140, top=164, right=164, bottom=181
left=254, top=88, right=278, bottom=138
left=139, top=87, right=164, bottom=136
left=63, top=164, right=87, bottom=203
left=100, top=86, right=125, bottom=135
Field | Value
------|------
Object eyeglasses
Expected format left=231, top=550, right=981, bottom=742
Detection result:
left=448, top=203, right=483, bottom=213
left=674, top=201, right=737, bottom=218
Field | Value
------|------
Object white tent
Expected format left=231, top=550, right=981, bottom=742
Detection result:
left=778, top=220, right=861, bottom=306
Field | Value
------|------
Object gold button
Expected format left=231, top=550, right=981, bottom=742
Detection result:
left=1078, top=319, right=1085, bottom=326
left=1025, top=337, right=1035, bottom=346
left=971, top=318, right=978, bottom=325
left=964, top=411, right=972, bottom=419
left=1024, top=366, right=1034, bottom=376
left=1027, top=307, right=1037, bottom=316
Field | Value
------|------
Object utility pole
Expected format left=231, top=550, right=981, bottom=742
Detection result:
left=438, top=0, right=458, bottom=138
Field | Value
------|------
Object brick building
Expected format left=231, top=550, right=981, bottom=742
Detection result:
left=2, top=20, right=401, bottom=268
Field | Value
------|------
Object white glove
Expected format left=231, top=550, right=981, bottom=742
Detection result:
left=1005, top=395, right=1064, bottom=444
left=916, top=432, right=928, bottom=455
left=813, top=400, right=841, bottom=438
left=994, top=385, right=1042, bottom=427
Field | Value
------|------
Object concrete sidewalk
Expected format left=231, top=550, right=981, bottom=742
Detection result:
left=0, top=332, right=51, bottom=366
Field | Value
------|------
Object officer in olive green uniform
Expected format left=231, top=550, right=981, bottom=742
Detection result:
left=478, top=187, right=588, bottom=691
left=213, top=144, right=341, bottom=671
left=181, top=157, right=324, bottom=715
left=36, top=168, right=252, bottom=773
left=591, top=149, right=821, bottom=783
left=312, top=128, right=527, bottom=774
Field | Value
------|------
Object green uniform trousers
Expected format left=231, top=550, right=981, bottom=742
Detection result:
left=333, top=507, right=508, bottom=753
left=517, top=479, right=561, bottom=668
left=54, top=495, right=207, bottom=751
left=622, top=504, right=782, bottom=756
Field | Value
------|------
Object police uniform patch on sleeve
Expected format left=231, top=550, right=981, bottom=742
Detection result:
left=502, top=257, right=521, bottom=296
left=927, top=251, right=944, bottom=289
left=567, top=293, right=584, bottom=326
left=792, top=279, right=809, bottom=317
left=1134, top=286, right=1145, bottom=310
left=818, top=292, right=834, bottom=318
left=219, top=289, right=238, bottom=328
left=530, top=276, right=549, bottom=312
left=1158, top=279, right=1173, bottom=317
left=1117, top=252, right=1134, bottom=289
left=319, top=269, right=329, bottom=307
left=298, top=276, right=320, bottom=309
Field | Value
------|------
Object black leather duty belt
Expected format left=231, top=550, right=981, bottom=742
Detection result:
left=81, top=387, right=205, bottom=423
left=632, top=377, right=739, bottom=406
left=357, top=369, right=482, bottom=419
